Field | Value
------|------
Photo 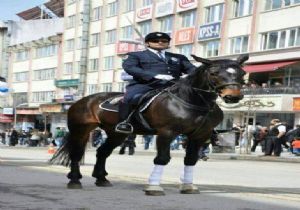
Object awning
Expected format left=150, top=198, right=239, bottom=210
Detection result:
left=243, top=61, right=298, bottom=73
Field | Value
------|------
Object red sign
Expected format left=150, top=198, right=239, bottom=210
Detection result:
left=0, top=114, right=13, bottom=123
left=136, top=5, right=152, bottom=22
left=16, top=109, right=41, bottom=115
left=174, top=27, right=195, bottom=45
left=116, top=42, right=136, bottom=54
left=177, top=0, right=197, bottom=12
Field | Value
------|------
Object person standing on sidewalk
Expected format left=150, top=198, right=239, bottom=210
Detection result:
left=264, top=119, right=286, bottom=156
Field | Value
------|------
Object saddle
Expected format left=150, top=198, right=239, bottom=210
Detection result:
left=99, top=90, right=163, bottom=133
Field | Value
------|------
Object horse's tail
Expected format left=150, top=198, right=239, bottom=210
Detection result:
left=49, top=133, right=75, bottom=167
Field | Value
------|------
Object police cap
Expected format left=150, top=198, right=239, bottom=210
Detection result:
left=144, top=32, right=171, bottom=42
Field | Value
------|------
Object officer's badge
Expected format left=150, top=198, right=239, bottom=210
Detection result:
left=157, top=33, right=162, bottom=36
left=171, top=57, right=178, bottom=62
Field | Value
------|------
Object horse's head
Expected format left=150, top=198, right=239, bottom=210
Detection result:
left=191, top=54, right=248, bottom=103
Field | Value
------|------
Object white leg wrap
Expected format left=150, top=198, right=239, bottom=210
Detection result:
left=180, top=165, right=194, bottom=184
left=148, top=165, right=164, bottom=185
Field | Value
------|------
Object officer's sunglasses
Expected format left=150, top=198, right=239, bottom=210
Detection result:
left=150, top=39, right=169, bottom=43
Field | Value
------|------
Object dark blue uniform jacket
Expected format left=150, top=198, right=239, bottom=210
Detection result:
left=122, top=49, right=196, bottom=104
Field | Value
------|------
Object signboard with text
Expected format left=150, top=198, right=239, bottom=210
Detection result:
left=293, top=97, right=300, bottom=111
left=116, top=42, right=136, bottom=54
left=176, top=0, right=198, bottom=13
left=174, top=27, right=195, bottom=45
left=136, top=5, right=152, bottom=22
left=198, top=22, right=221, bottom=41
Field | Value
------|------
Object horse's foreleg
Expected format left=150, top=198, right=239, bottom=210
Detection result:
left=67, top=161, right=83, bottom=189
left=179, top=138, right=201, bottom=194
left=92, top=133, right=127, bottom=187
left=144, top=134, right=172, bottom=196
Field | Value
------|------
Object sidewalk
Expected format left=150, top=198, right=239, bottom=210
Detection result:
left=130, top=142, right=300, bottom=163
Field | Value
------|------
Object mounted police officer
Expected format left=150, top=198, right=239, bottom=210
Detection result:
left=115, top=32, right=196, bottom=133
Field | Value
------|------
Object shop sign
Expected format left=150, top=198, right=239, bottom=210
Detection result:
left=293, top=97, right=300, bottom=111
left=174, top=27, right=195, bottom=45
left=16, top=109, right=41, bottom=115
left=64, top=95, right=74, bottom=101
left=0, top=114, right=13, bottom=123
left=136, top=5, right=152, bottom=22
left=155, top=0, right=174, bottom=18
left=2, top=107, right=13, bottom=115
left=198, top=22, right=221, bottom=41
left=55, top=79, right=79, bottom=87
left=39, top=104, right=62, bottom=113
left=176, top=0, right=198, bottom=13
left=116, top=42, right=136, bottom=54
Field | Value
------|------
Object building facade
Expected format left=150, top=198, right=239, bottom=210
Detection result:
left=1, top=0, right=300, bottom=132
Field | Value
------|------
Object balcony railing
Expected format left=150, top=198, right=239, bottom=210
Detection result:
left=242, top=86, right=300, bottom=95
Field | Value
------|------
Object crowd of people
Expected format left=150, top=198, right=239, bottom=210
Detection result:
left=233, top=119, right=300, bottom=157
left=0, top=127, right=68, bottom=148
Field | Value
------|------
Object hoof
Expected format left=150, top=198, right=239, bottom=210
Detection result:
left=95, top=178, right=113, bottom=187
left=179, top=184, right=200, bottom=194
left=67, top=180, right=82, bottom=189
left=143, top=185, right=165, bottom=196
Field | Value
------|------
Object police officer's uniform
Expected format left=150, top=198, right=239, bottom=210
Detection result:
left=115, top=32, right=196, bottom=133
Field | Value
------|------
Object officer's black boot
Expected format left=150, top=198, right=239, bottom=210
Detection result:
left=115, top=102, right=133, bottom=134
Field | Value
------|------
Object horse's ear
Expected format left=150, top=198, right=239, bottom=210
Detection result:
left=191, top=54, right=212, bottom=65
left=237, top=54, right=249, bottom=64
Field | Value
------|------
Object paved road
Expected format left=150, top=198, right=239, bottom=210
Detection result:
left=0, top=146, right=300, bottom=210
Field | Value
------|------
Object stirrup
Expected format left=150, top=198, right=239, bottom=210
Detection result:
left=115, top=121, right=134, bottom=134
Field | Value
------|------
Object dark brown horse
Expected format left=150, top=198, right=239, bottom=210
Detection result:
left=50, top=54, right=248, bottom=195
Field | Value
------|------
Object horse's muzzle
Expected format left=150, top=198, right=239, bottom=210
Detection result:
left=220, top=88, right=244, bottom=103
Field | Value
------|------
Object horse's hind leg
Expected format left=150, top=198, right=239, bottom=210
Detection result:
left=67, top=125, right=93, bottom=189
left=92, top=132, right=127, bottom=187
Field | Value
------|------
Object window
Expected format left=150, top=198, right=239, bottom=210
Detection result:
left=107, top=1, right=118, bottom=17
left=77, top=37, right=82, bottom=49
left=261, top=27, right=300, bottom=50
left=105, top=29, right=116, bottom=44
left=14, top=72, right=28, bottom=82
left=64, top=63, right=73, bottom=74
left=205, top=4, right=224, bottom=23
left=36, top=44, right=58, bottom=58
left=78, top=13, right=83, bottom=25
left=181, top=10, right=196, bottom=28
left=177, top=44, right=193, bottom=59
left=90, top=33, right=100, bottom=47
left=230, top=36, right=249, bottom=54
left=87, top=84, right=98, bottom=94
left=66, top=39, right=75, bottom=51
left=92, top=6, right=102, bottom=21
left=34, top=68, right=55, bottom=80
left=265, top=0, right=282, bottom=10
left=74, top=61, right=81, bottom=73
left=203, top=40, right=220, bottom=57
left=32, top=91, right=55, bottom=102
left=121, top=26, right=133, bottom=39
left=142, top=0, right=152, bottom=6
left=118, top=82, right=127, bottom=92
left=233, top=0, right=253, bottom=17
left=101, top=83, right=112, bottom=92
left=66, top=15, right=76, bottom=28
left=104, top=56, right=114, bottom=70
left=89, top=58, right=99, bottom=71
left=139, top=21, right=151, bottom=37
left=125, top=0, right=135, bottom=12
left=159, top=16, right=173, bottom=33
left=15, top=50, right=29, bottom=61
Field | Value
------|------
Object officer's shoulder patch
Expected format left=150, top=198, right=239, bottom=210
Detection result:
left=122, top=55, right=129, bottom=60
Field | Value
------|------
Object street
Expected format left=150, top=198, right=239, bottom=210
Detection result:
left=0, top=145, right=300, bottom=210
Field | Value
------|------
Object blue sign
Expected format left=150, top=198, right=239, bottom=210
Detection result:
left=198, top=22, right=221, bottom=41
left=0, top=81, right=9, bottom=96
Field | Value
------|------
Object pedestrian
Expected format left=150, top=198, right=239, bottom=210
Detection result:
left=54, top=127, right=65, bottom=147
left=264, top=119, right=286, bottom=156
left=9, top=128, right=18, bottom=146
left=251, top=122, right=263, bottom=152
left=291, top=137, right=300, bottom=156
left=119, top=134, right=136, bottom=155
left=285, top=124, right=300, bottom=153
left=143, top=135, right=153, bottom=150
left=115, top=31, right=196, bottom=133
